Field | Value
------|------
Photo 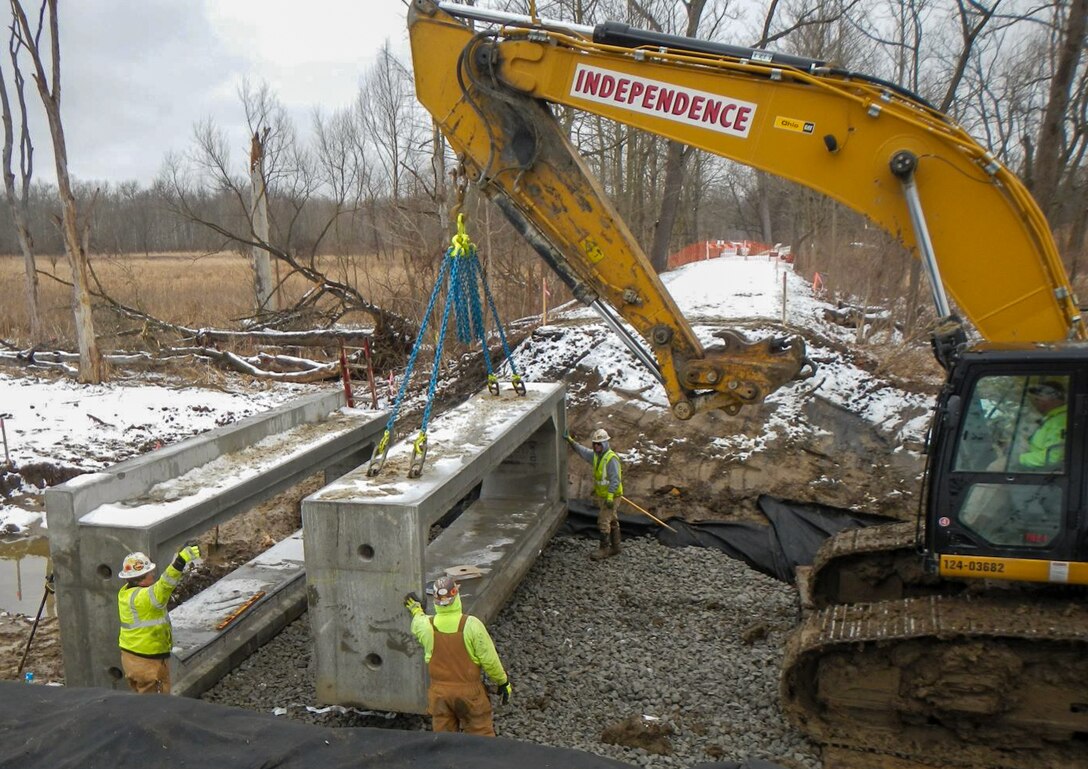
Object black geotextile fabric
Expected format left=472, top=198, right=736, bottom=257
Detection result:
left=562, top=495, right=896, bottom=583
left=0, top=683, right=786, bottom=769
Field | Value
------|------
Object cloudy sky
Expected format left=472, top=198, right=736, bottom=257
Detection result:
left=28, top=1, right=409, bottom=186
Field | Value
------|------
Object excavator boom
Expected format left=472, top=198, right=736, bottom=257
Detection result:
left=409, top=1, right=816, bottom=420
left=409, top=3, right=1083, bottom=403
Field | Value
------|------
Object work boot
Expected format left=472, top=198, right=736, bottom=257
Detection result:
left=608, top=524, right=622, bottom=556
left=590, top=532, right=611, bottom=560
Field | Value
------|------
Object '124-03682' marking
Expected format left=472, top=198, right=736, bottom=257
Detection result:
left=942, top=557, right=1005, bottom=574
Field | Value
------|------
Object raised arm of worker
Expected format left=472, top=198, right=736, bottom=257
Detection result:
left=566, top=432, right=595, bottom=464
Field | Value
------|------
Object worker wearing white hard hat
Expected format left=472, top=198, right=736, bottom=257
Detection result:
left=116, top=543, right=201, bottom=694
left=565, top=426, right=624, bottom=560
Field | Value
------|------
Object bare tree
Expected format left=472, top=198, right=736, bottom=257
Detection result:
left=1028, top=0, right=1087, bottom=218
left=0, top=14, right=38, bottom=340
left=10, top=0, right=101, bottom=381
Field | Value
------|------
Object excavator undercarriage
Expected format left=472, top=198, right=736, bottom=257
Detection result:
left=783, top=592, right=1088, bottom=769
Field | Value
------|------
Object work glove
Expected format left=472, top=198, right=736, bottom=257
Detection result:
left=563, top=431, right=574, bottom=444
left=404, top=592, right=423, bottom=617
left=44, top=574, right=55, bottom=594
left=178, top=544, right=201, bottom=564
left=497, top=679, right=512, bottom=705
left=605, top=493, right=615, bottom=509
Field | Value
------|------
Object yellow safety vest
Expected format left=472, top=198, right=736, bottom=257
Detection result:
left=593, top=448, right=623, bottom=498
left=117, top=563, right=182, bottom=657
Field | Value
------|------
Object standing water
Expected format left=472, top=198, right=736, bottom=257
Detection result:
left=0, top=535, right=54, bottom=617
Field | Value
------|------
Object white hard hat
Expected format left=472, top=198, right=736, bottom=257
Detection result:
left=118, top=551, right=155, bottom=579
left=590, top=428, right=610, bottom=442
left=432, top=576, right=459, bottom=606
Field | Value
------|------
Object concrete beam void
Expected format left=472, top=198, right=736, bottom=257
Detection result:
left=46, top=391, right=388, bottom=690
left=303, top=382, right=568, bottom=714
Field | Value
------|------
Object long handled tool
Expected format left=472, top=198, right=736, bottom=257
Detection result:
left=17, top=574, right=53, bottom=678
left=619, top=496, right=678, bottom=533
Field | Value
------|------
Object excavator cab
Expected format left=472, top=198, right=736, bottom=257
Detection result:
left=925, top=345, right=1088, bottom=584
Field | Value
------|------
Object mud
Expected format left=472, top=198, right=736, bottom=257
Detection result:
left=601, top=713, right=675, bottom=755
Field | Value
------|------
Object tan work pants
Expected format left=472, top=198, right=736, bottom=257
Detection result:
left=428, top=681, right=495, bottom=736
left=597, top=496, right=618, bottom=536
left=120, top=650, right=171, bottom=694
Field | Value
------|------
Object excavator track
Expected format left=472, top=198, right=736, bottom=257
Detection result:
left=807, top=522, right=945, bottom=607
left=781, top=594, right=1088, bottom=769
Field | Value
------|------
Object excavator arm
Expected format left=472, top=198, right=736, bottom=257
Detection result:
left=407, top=0, right=1084, bottom=419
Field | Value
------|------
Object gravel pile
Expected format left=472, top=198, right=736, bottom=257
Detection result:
left=201, top=534, right=822, bottom=769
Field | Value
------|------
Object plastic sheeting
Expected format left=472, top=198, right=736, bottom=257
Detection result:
left=0, top=683, right=787, bottom=769
left=563, top=495, right=895, bottom=583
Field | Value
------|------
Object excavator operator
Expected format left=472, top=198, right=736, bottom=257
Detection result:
left=1019, top=381, right=1068, bottom=470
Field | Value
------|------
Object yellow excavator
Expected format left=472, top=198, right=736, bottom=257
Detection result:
left=407, top=2, right=1088, bottom=766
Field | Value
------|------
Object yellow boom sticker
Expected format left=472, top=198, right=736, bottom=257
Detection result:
left=581, top=237, right=605, bottom=263
left=774, top=116, right=815, bottom=134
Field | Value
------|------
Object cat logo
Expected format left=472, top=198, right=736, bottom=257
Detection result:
left=774, top=116, right=815, bottom=134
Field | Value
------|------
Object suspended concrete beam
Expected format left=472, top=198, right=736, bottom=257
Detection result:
left=303, top=382, right=568, bottom=713
left=45, top=390, right=388, bottom=690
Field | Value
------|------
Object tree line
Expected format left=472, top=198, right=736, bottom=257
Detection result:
left=0, top=0, right=1085, bottom=383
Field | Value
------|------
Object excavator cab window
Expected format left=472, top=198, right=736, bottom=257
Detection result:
left=950, top=373, right=1070, bottom=548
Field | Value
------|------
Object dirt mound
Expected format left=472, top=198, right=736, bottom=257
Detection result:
left=1, top=461, right=84, bottom=501
left=601, top=713, right=674, bottom=755
left=564, top=366, right=924, bottom=526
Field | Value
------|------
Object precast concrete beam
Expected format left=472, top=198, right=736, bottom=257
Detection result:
left=45, top=390, right=388, bottom=689
left=171, top=530, right=307, bottom=697
left=303, top=382, right=567, bottom=713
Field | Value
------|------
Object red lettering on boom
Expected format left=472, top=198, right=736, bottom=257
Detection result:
left=656, top=88, right=673, bottom=112
left=583, top=71, right=600, bottom=95
left=642, top=85, right=658, bottom=108
left=734, top=106, right=751, bottom=133
left=671, top=92, right=690, bottom=115
left=599, top=75, right=616, bottom=99
left=615, top=78, right=630, bottom=102
left=719, top=103, right=737, bottom=128
left=629, top=81, right=644, bottom=103
left=688, top=96, right=705, bottom=121
left=702, top=99, right=721, bottom=124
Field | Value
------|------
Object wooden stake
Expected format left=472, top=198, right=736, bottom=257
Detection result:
left=619, top=496, right=678, bottom=533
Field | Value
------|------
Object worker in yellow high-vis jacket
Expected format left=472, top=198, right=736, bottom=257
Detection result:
left=566, top=427, right=624, bottom=560
left=116, top=544, right=200, bottom=694
left=404, top=576, right=511, bottom=735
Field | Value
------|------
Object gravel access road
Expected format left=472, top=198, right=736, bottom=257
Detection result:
left=201, top=535, right=822, bottom=769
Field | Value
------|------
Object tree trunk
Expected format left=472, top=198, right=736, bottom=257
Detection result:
left=0, top=20, right=40, bottom=341
left=757, top=173, right=773, bottom=244
left=249, top=129, right=276, bottom=314
left=647, top=0, right=708, bottom=274
left=1030, top=0, right=1088, bottom=218
left=13, top=0, right=101, bottom=382
left=650, top=140, right=686, bottom=272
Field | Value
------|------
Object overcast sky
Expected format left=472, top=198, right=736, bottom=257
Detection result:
left=29, top=1, right=410, bottom=186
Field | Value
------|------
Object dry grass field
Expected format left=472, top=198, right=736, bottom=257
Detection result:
left=0, top=251, right=455, bottom=347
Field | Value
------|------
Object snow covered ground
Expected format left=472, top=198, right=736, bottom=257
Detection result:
left=0, top=254, right=937, bottom=537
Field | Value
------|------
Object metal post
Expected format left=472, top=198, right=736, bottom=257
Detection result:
left=781, top=272, right=788, bottom=323
left=363, top=339, right=379, bottom=409
left=0, top=413, right=11, bottom=468
left=338, top=341, right=355, bottom=409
